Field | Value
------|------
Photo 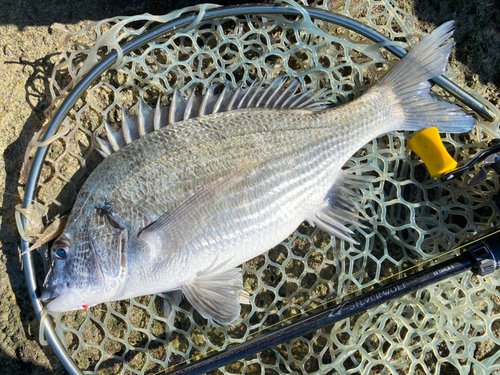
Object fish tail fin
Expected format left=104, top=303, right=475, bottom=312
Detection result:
left=377, top=21, right=474, bottom=133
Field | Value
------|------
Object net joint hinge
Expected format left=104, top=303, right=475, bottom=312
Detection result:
left=468, top=242, right=497, bottom=276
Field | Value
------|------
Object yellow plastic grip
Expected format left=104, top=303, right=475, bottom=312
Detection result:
left=407, top=127, right=457, bottom=178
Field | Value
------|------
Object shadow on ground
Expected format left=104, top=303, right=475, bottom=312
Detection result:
left=0, top=0, right=262, bottom=28
left=0, top=53, right=67, bottom=372
left=0, top=352, right=64, bottom=375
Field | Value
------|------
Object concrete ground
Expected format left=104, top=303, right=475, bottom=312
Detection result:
left=0, top=0, right=498, bottom=373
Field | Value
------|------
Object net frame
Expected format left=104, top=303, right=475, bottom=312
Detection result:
left=18, top=2, right=500, bottom=374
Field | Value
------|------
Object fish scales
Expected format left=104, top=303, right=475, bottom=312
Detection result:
left=42, top=22, right=475, bottom=323
left=77, top=108, right=365, bottom=291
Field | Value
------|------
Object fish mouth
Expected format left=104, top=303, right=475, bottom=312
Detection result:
left=41, top=283, right=95, bottom=311
left=41, top=283, right=68, bottom=306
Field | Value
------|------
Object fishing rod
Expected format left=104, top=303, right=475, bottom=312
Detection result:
left=166, top=230, right=500, bottom=375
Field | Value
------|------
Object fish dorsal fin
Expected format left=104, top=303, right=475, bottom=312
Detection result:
left=182, top=259, right=243, bottom=324
left=307, top=168, right=374, bottom=244
left=95, top=77, right=333, bottom=157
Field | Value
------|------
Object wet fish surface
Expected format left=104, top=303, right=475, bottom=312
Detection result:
left=42, top=22, right=474, bottom=323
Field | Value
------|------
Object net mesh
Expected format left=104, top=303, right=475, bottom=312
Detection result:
left=19, top=1, right=500, bottom=374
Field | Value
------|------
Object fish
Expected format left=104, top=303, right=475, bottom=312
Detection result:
left=41, top=21, right=474, bottom=324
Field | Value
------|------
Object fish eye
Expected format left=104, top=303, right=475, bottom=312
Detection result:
left=54, top=247, right=68, bottom=259
left=52, top=237, right=70, bottom=260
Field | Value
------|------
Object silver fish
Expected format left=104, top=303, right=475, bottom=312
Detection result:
left=41, top=22, right=473, bottom=323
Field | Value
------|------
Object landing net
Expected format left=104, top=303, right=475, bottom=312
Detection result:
left=19, top=1, right=500, bottom=374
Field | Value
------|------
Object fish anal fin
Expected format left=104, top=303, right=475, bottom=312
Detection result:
left=181, top=262, right=243, bottom=324
left=163, top=290, right=183, bottom=317
left=309, top=167, right=374, bottom=244
left=310, top=206, right=361, bottom=244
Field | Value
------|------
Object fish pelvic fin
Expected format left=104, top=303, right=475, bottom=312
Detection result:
left=163, top=289, right=183, bottom=358
left=308, top=167, right=374, bottom=244
left=95, top=77, right=333, bottom=157
left=181, top=260, right=243, bottom=324
left=375, top=21, right=474, bottom=134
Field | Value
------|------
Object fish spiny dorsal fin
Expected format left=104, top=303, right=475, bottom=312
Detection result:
left=258, top=76, right=284, bottom=107
left=245, top=81, right=264, bottom=108
left=154, top=95, right=162, bottom=130
left=277, top=79, right=300, bottom=108
left=95, top=77, right=333, bottom=157
left=184, top=90, right=196, bottom=121
left=138, top=98, right=155, bottom=136
left=169, top=88, right=185, bottom=125
left=198, top=86, right=213, bottom=116
left=226, top=85, right=242, bottom=111
left=95, top=129, right=114, bottom=158
left=212, top=84, right=229, bottom=114
left=105, top=120, right=124, bottom=150
left=121, top=106, right=134, bottom=144
left=237, top=81, right=256, bottom=110
left=137, top=100, right=146, bottom=137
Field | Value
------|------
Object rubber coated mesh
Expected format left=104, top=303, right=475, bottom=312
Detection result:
left=19, top=1, right=500, bottom=374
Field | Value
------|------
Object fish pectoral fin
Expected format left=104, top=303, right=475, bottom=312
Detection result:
left=138, top=163, right=258, bottom=260
left=181, top=263, right=243, bottom=324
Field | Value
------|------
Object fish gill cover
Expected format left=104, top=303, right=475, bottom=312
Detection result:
left=17, top=0, right=500, bottom=374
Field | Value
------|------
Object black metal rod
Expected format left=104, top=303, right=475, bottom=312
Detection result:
left=167, top=229, right=500, bottom=375
left=167, top=253, right=474, bottom=375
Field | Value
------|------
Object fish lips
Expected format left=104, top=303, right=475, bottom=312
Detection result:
left=41, top=282, right=101, bottom=311
left=41, top=283, right=74, bottom=311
